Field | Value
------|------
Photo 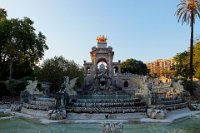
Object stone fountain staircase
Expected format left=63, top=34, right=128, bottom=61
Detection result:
left=66, top=95, right=147, bottom=113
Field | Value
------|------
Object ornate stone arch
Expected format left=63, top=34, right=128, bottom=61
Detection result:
left=97, top=58, right=108, bottom=69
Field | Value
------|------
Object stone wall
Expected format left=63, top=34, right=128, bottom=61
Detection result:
left=21, top=107, right=48, bottom=118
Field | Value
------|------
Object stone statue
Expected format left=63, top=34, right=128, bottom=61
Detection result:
left=60, top=76, right=78, bottom=96
left=64, top=76, right=69, bottom=87
left=20, top=80, right=41, bottom=103
left=172, top=80, right=185, bottom=94
left=99, top=63, right=106, bottom=72
left=93, top=63, right=113, bottom=91
left=24, top=80, right=42, bottom=95
left=20, top=90, right=31, bottom=103
left=56, top=76, right=78, bottom=108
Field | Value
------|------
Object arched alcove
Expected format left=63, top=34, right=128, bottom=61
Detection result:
left=124, top=81, right=128, bottom=87
left=86, top=66, right=91, bottom=74
left=114, top=66, right=119, bottom=75
left=97, top=58, right=108, bottom=70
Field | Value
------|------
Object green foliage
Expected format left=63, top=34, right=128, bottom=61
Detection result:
left=0, top=8, right=48, bottom=80
left=0, top=82, right=10, bottom=96
left=38, top=56, right=84, bottom=92
left=120, top=58, right=148, bottom=75
left=12, top=60, right=34, bottom=79
left=173, top=40, right=200, bottom=79
left=7, top=79, right=27, bottom=95
left=0, top=8, right=7, bottom=20
left=173, top=51, right=190, bottom=78
left=194, top=41, right=200, bottom=79
left=181, top=79, right=197, bottom=95
left=0, top=78, right=28, bottom=97
left=0, top=8, right=48, bottom=97
left=175, top=0, right=200, bottom=25
left=175, top=0, right=200, bottom=94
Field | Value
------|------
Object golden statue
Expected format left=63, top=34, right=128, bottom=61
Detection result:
left=96, top=35, right=107, bottom=43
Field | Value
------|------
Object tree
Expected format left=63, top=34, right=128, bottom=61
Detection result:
left=38, top=56, right=84, bottom=92
left=173, top=38, right=200, bottom=79
left=175, top=0, right=200, bottom=95
left=0, top=8, right=7, bottom=20
left=120, top=58, right=148, bottom=75
left=173, top=51, right=190, bottom=78
left=193, top=41, right=200, bottom=78
left=0, top=8, right=48, bottom=80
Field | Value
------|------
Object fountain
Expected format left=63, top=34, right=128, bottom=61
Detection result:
left=20, top=80, right=55, bottom=111
left=18, top=36, right=190, bottom=121
left=66, top=62, right=147, bottom=114
left=0, top=36, right=198, bottom=133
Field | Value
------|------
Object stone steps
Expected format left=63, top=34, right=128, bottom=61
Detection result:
left=76, top=98, right=140, bottom=103
left=73, top=101, right=145, bottom=107
left=66, top=106, right=147, bottom=113
left=150, top=102, right=188, bottom=111
left=68, top=96, right=146, bottom=113
left=23, top=103, right=53, bottom=111
left=69, top=95, right=146, bottom=113
left=78, top=95, right=132, bottom=99
left=156, top=99, right=185, bottom=105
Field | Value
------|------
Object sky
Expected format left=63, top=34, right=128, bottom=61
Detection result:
left=1, top=0, right=200, bottom=66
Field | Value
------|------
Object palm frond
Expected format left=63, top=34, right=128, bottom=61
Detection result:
left=176, top=0, right=200, bottom=25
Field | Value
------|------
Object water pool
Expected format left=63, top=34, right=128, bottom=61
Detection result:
left=0, top=115, right=200, bottom=133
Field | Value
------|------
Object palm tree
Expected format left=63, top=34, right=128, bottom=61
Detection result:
left=176, top=0, right=200, bottom=95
